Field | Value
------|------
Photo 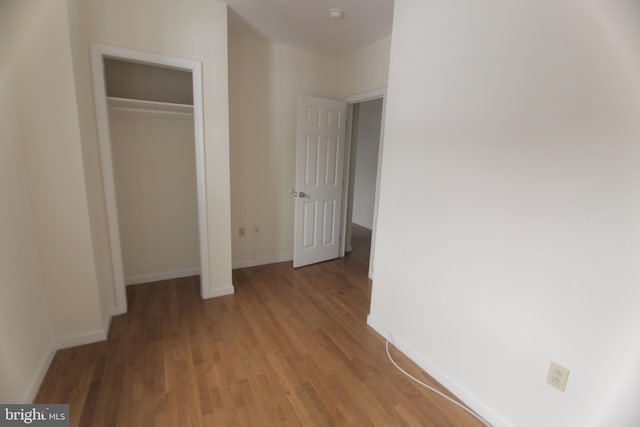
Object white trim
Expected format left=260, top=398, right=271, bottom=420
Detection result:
left=91, top=44, right=211, bottom=312
left=368, top=93, right=387, bottom=280
left=232, top=254, right=293, bottom=270
left=341, top=88, right=387, bottom=280
left=102, top=308, right=113, bottom=337
left=108, top=96, right=193, bottom=117
left=340, top=104, right=355, bottom=257
left=191, top=60, right=211, bottom=301
left=343, top=87, right=387, bottom=104
left=111, top=302, right=126, bottom=316
left=205, top=286, right=235, bottom=298
left=55, top=328, right=108, bottom=350
left=366, top=315, right=510, bottom=427
left=125, top=268, right=200, bottom=285
left=91, top=46, right=127, bottom=314
left=23, top=346, right=56, bottom=403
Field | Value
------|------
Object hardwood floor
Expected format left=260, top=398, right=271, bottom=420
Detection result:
left=35, top=226, right=484, bottom=426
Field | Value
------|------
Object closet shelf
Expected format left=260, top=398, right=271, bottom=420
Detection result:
left=107, top=96, right=193, bottom=117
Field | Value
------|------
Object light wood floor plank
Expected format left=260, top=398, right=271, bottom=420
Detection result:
left=35, top=227, right=485, bottom=426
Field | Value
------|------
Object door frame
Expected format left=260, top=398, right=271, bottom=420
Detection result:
left=90, top=44, right=209, bottom=314
left=340, top=88, right=387, bottom=279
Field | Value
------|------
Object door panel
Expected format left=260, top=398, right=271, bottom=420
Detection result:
left=293, top=96, right=347, bottom=268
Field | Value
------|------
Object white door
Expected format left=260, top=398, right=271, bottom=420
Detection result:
left=293, top=96, right=347, bottom=268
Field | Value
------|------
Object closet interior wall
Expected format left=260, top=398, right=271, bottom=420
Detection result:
left=105, top=59, right=200, bottom=285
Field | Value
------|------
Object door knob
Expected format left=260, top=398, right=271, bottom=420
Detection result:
left=298, top=191, right=306, bottom=198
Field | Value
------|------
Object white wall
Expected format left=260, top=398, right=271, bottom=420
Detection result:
left=370, top=1, right=640, bottom=426
left=339, top=36, right=391, bottom=98
left=0, top=0, right=108, bottom=402
left=229, top=33, right=390, bottom=268
left=67, top=0, right=116, bottom=324
left=590, top=3, right=640, bottom=424
left=0, top=82, right=53, bottom=404
left=9, top=0, right=105, bottom=344
left=352, top=98, right=383, bottom=229
left=75, top=0, right=233, bottom=296
left=0, top=3, right=53, bottom=403
left=110, top=110, right=200, bottom=283
left=229, top=34, right=341, bottom=267
left=594, top=343, right=640, bottom=426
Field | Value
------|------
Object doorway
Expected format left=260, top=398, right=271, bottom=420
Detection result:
left=342, top=89, right=386, bottom=279
left=91, top=45, right=209, bottom=314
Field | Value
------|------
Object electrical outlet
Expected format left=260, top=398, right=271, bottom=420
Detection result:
left=239, top=227, right=245, bottom=237
left=547, top=362, right=570, bottom=392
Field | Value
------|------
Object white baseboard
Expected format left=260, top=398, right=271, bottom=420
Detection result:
left=102, top=310, right=113, bottom=339
left=204, top=285, right=235, bottom=299
left=232, top=254, right=292, bottom=269
left=366, top=315, right=509, bottom=427
left=125, top=268, right=200, bottom=285
left=22, top=314, right=114, bottom=403
left=23, top=345, right=56, bottom=403
left=55, top=327, right=108, bottom=350
left=111, top=303, right=126, bottom=316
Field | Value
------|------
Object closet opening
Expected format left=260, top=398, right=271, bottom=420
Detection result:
left=91, top=45, right=209, bottom=315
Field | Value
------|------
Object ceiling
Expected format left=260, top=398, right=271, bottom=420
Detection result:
left=225, top=0, right=395, bottom=57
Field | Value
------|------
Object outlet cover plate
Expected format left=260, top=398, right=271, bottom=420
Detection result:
left=547, top=361, right=570, bottom=392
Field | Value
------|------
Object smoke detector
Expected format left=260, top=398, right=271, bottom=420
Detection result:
left=328, top=8, right=345, bottom=20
